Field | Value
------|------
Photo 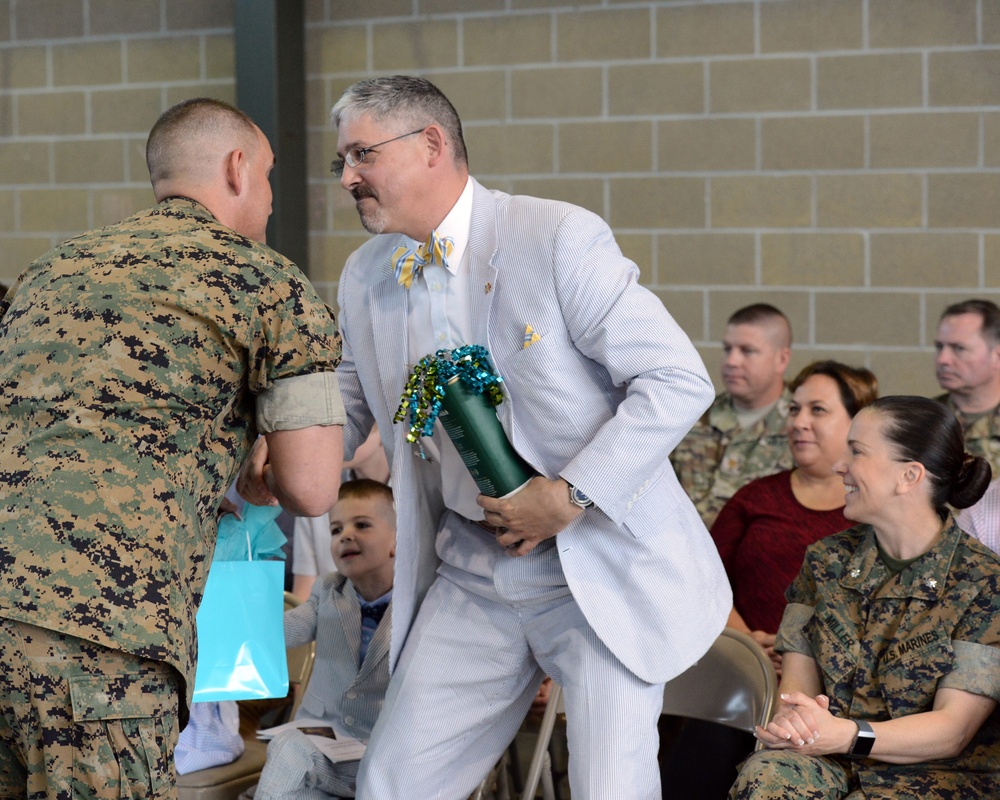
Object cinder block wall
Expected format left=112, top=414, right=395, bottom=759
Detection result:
left=307, top=0, right=1000, bottom=396
left=0, top=0, right=235, bottom=284
left=3, top=1, right=1000, bottom=396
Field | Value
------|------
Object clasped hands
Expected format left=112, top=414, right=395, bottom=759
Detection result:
left=755, top=692, right=858, bottom=756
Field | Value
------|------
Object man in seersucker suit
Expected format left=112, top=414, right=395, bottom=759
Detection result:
left=244, top=74, right=732, bottom=800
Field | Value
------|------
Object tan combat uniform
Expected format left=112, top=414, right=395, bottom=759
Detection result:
left=731, top=518, right=1000, bottom=799
left=671, top=389, right=793, bottom=528
left=937, top=393, right=1000, bottom=480
left=0, top=198, right=343, bottom=798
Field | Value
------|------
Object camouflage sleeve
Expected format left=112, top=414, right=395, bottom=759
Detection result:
left=939, top=570, right=1000, bottom=700
left=939, top=641, right=1000, bottom=701
left=774, top=551, right=822, bottom=655
left=774, top=602, right=815, bottom=656
left=246, top=271, right=342, bottom=394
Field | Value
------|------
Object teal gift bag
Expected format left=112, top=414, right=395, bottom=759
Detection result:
left=192, top=558, right=289, bottom=702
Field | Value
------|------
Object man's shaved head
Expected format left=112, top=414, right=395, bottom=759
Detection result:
left=146, top=97, right=259, bottom=188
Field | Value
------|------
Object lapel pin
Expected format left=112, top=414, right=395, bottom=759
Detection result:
left=485, top=282, right=492, bottom=294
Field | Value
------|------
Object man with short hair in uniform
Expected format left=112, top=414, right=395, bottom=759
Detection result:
left=934, top=298, right=1000, bottom=479
left=0, top=97, right=345, bottom=799
left=671, top=303, right=794, bottom=528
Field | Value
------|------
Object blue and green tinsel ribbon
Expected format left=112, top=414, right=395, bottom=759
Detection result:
left=394, top=344, right=505, bottom=443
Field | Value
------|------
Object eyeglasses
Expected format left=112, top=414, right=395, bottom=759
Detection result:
left=330, top=128, right=425, bottom=177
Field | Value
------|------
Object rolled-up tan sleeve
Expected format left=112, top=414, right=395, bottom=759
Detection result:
left=939, top=640, right=1000, bottom=702
left=256, top=371, right=346, bottom=433
left=774, top=602, right=815, bottom=657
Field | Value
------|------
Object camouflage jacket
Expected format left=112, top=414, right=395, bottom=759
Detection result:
left=936, top=393, right=1000, bottom=480
left=777, top=518, right=1000, bottom=798
left=670, top=388, right=792, bottom=528
left=0, top=198, right=341, bottom=715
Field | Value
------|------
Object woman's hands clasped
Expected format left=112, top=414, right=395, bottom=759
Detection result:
left=756, top=692, right=857, bottom=756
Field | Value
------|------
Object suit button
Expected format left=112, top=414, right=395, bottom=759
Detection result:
left=344, top=715, right=355, bottom=726
left=346, top=692, right=357, bottom=700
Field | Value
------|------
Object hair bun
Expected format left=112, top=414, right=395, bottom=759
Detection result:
left=947, top=455, right=993, bottom=509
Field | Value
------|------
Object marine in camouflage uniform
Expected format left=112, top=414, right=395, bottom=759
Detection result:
left=0, top=197, right=343, bottom=799
left=670, top=388, right=793, bottom=528
left=936, top=393, right=1000, bottom=480
left=730, top=517, right=1000, bottom=799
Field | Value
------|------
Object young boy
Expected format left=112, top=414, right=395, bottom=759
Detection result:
left=253, top=479, right=395, bottom=799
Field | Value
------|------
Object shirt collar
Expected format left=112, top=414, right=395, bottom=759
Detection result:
left=432, top=176, right=474, bottom=276
left=838, top=516, right=962, bottom=601
left=356, top=588, right=393, bottom=609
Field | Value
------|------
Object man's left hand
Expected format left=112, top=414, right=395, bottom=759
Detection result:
left=477, top=477, right=582, bottom=557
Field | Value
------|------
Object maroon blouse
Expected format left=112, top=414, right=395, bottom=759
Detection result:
left=710, top=470, right=848, bottom=633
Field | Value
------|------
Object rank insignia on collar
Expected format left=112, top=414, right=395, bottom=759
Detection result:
left=926, top=578, right=937, bottom=589
left=850, top=569, right=861, bottom=578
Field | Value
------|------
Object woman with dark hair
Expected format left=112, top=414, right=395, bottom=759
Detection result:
left=662, top=361, right=876, bottom=800
left=730, top=396, right=1000, bottom=800
left=712, top=360, right=879, bottom=674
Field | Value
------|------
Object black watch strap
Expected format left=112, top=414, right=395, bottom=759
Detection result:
left=848, top=719, right=875, bottom=758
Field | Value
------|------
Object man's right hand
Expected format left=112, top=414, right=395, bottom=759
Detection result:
left=236, top=436, right=279, bottom=507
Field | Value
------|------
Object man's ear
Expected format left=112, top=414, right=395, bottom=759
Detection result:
left=990, top=342, right=1000, bottom=371
left=424, top=124, right=446, bottom=166
left=776, top=347, right=792, bottom=373
left=226, top=147, right=246, bottom=195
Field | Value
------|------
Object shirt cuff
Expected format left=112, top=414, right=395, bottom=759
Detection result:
left=939, top=640, right=1000, bottom=702
left=256, top=372, right=346, bottom=433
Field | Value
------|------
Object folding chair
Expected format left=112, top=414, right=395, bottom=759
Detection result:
left=660, top=627, right=777, bottom=734
left=517, top=628, right=777, bottom=800
left=469, top=681, right=563, bottom=800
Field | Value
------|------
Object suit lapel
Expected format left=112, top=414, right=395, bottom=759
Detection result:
left=368, top=269, right=409, bottom=421
left=332, top=577, right=363, bottom=667
left=466, top=184, right=524, bottom=442
left=466, top=181, right=499, bottom=352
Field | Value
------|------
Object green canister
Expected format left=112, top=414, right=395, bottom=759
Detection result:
left=438, top=374, right=535, bottom=498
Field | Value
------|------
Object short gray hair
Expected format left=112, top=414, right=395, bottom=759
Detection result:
left=331, top=75, right=467, bottom=167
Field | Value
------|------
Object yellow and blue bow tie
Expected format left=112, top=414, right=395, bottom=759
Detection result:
left=391, top=230, right=454, bottom=289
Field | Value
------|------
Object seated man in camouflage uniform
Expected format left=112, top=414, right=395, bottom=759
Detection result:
left=0, top=98, right=345, bottom=800
left=671, top=303, right=794, bottom=528
left=934, top=298, right=1000, bottom=479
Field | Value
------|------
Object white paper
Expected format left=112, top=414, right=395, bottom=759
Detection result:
left=256, top=718, right=366, bottom=763
left=256, top=718, right=331, bottom=740
left=310, top=736, right=367, bottom=763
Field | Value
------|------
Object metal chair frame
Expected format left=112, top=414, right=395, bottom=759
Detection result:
left=509, top=628, right=778, bottom=800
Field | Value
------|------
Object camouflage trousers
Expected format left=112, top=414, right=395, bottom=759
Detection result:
left=728, top=749, right=864, bottom=800
left=0, top=618, right=181, bottom=800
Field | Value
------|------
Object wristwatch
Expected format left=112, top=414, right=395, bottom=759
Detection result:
left=567, top=483, right=595, bottom=510
left=847, top=720, right=876, bottom=758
